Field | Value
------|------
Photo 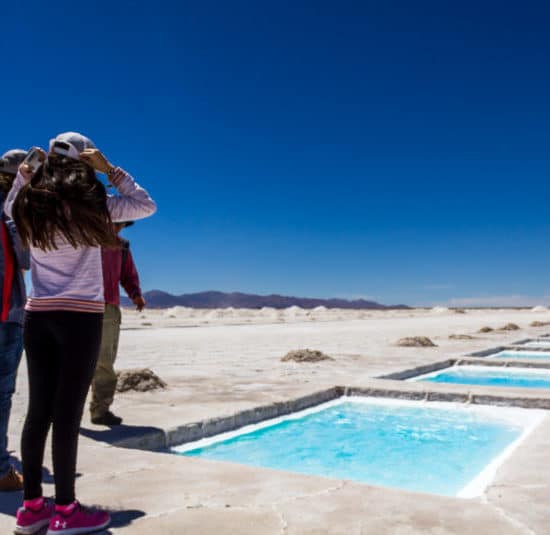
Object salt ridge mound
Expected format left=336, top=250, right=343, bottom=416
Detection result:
left=207, top=307, right=237, bottom=319
left=431, top=306, right=449, bottom=314
left=498, top=323, right=520, bottom=331
left=284, top=306, right=306, bottom=317
left=396, top=336, right=437, bottom=347
left=162, top=306, right=192, bottom=318
left=532, top=306, right=549, bottom=312
left=116, top=368, right=167, bottom=392
left=281, top=349, right=334, bottom=363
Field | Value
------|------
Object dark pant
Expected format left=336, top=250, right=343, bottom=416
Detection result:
left=0, top=322, right=23, bottom=476
left=21, top=311, right=103, bottom=504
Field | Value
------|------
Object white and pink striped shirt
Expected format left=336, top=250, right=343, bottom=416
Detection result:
left=4, top=167, right=156, bottom=313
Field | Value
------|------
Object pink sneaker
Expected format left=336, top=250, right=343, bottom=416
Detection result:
left=47, top=502, right=110, bottom=535
left=15, top=499, right=55, bottom=534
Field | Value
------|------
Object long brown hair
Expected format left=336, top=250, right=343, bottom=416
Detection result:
left=13, top=155, right=119, bottom=250
left=0, top=173, right=16, bottom=196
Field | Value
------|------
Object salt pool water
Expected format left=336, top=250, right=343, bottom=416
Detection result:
left=523, top=340, right=550, bottom=348
left=414, top=365, right=550, bottom=388
left=489, top=350, right=550, bottom=360
left=172, top=398, right=543, bottom=497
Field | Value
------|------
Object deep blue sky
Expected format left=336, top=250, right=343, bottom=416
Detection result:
left=2, top=1, right=550, bottom=306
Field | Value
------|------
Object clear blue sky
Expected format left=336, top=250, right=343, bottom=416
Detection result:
left=2, top=1, right=550, bottom=306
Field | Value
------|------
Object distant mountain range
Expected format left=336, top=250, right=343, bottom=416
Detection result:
left=121, top=290, right=409, bottom=310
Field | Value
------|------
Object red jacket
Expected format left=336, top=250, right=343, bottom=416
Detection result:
left=102, top=238, right=142, bottom=306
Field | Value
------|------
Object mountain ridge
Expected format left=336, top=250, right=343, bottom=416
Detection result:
left=121, top=290, right=409, bottom=310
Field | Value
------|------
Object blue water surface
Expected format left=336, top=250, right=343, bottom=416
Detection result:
left=178, top=401, right=521, bottom=496
left=423, top=366, right=550, bottom=388
left=490, top=351, right=550, bottom=360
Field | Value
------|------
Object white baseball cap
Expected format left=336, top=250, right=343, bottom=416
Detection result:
left=49, top=131, right=96, bottom=160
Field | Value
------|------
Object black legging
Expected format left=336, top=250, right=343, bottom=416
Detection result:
left=21, top=310, right=103, bottom=504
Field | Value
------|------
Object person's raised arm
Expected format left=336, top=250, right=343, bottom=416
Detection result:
left=4, top=170, right=33, bottom=219
left=3, top=147, right=45, bottom=219
left=80, top=149, right=156, bottom=222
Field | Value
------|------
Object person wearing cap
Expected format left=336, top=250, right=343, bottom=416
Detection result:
left=89, top=221, right=146, bottom=426
left=5, top=132, right=156, bottom=535
left=0, top=150, right=30, bottom=492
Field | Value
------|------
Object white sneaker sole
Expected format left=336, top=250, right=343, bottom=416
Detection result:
left=14, top=517, right=51, bottom=534
left=46, top=517, right=110, bottom=535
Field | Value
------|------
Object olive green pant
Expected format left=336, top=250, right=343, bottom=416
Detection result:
left=90, top=304, right=121, bottom=419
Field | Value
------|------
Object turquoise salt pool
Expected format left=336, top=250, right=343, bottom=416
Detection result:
left=414, top=365, right=550, bottom=388
left=172, top=398, right=543, bottom=497
left=489, top=350, right=550, bottom=360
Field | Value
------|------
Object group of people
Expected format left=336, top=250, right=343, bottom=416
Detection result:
left=0, top=132, right=156, bottom=534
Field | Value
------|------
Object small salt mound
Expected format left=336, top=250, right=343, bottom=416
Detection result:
left=498, top=323, right=520, bottom=331
left=284, top=306, right=305, bottom=317
left=431, top=306, right=449, bottom=314
left=207, top=308, right=231, bottom=319
left=259, top=307, right=278, bottom=319
left=312, top=306, right=328, bottom=313
left=532, top=306, right=549, bottom=312
left=396, top=336, right=437, bottom=347
left=281, top=349, right=334, bottom=363
left=162, top=306, right=190, bottom=318
left=116, top=368, right=167, bottom=392
left=478, top=326, right=494, bottom=333
left=449, top=334, right=475, bottom=340
left=530, top=321, right=550, bottom=327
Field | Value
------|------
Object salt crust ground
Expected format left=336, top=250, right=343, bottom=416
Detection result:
left=2, top=307, right=550, bottom=534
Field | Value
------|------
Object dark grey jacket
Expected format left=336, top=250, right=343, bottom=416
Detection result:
left=0, top=195, right=29, bottom=325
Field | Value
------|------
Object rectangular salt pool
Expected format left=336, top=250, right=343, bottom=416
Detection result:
left=413, top=364, right=550, bottom=388
left=172, top=397, right=544, bottom=498
left=489, top=350, right=550, bottom=360
left=523, top=340, right=550, bottom=348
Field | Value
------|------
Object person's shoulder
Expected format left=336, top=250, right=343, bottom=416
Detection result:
left=120, top=238, right=130, bottom=249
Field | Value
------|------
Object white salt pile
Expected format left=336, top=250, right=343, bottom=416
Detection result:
left=284, top=306, right=305, bottom=318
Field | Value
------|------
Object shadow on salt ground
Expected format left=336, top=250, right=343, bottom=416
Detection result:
left=100, top=508, right=147, bottom=534
left=9, top=453, right=55, bottom=484
left=0, top=491, right=22, bottom=518
left=0, top=455, right=59, bottom=519
left=80, top=424, right=165, bottom=449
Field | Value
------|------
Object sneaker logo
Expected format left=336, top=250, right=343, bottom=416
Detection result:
left=54, top=520, right=68, bottom=529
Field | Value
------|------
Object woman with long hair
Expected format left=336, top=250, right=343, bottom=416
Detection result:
left=5, top=132, right=156, bottom=535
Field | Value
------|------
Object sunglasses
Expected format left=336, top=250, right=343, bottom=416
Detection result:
left=48, top=140, right=81, bottom=160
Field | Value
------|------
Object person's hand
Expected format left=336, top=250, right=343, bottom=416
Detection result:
left=19, top=147, right=46, bottom=182
left=79, top=148, right=113, bottom=175
left=133, top=295, right=146, bottom=312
